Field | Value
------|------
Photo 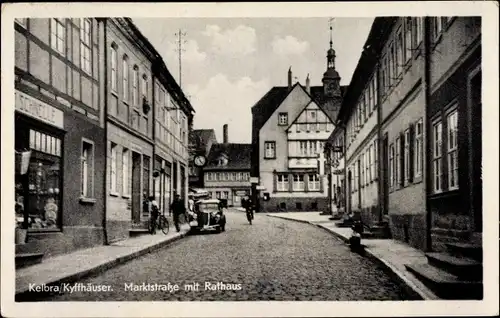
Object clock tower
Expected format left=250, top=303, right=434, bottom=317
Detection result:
left=322, top=19, right=342, bottom=120
left=322, top=20, right=341, bottom=98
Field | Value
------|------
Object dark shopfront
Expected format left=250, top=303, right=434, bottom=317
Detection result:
left=14, top=89, right=105, bottom=258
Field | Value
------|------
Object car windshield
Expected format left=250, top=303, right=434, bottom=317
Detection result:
left=199, top=203, right=219, bottom=212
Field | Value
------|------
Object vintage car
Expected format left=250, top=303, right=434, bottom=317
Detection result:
left=187, top=198, right=226, bottom=233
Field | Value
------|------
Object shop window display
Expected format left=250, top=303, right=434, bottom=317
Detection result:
left=15, top=128, right=62, bottom=230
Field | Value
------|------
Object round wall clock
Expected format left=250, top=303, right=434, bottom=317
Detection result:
left=194, top=155, right=207, bottom=167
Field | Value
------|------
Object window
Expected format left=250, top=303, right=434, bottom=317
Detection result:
left=216, top=191, right=221, bottom=199
left=381, top=56, right=387, bottom=93
left=277, top=174, right=289, bottom=191
left=122, top=148, right=129, bottom=195
left=293, top=175, right=305, bottom=191
left=142, top=75, right=148, bottom=98
left=142, top=155, right=150, bottom=201
left=372, top=142, right=377, bottom=180
left=110, top=143, right=117, bottom=192
left=389, top=143, right=395, bottom=188
left=223, top=191, right=229, bottom=199
left=373, top=76, right=378, bottom=108
left=236, top=172, right=241, bottom=181
left=278, top=113, right=288, bottom=126
left=133, top=66, right=139, bottom=106
left=80, top=18, right=92, bottom=74
left=404, top=129, right=411, bottom=183
left=432, top=120, right=443, bottom=193
left=414, top=119, right=423, bottom=178
left=81, top=140, right=94, bottom=198
left=360, top=153, right=365, bottom=187
left=264, top=141, right=276, bottom=159
left=15, top=18, right=27, bottom=27
left=432, top=17, right=443, bottom=41
left=51, top=18, right=65, bottom=54
left=415, top=17, right=423, bottom=47
left=395, top=137, right=401, bottom=187
left=230, top=173, right=235, bottom=181
left=23, top=130, right=63, bottom=230
left=111, top=45, right=117, bottom=92
left=122, top=56, right=129, bottom=102
left=447, top=110, right=459, bottom=189
left=367, top=146, right=372, bottom=182
left=404, top=17, right=412, bottom=63
left=308, top=174, right=320, bottom=191
left=396, top=29, right=404, bottom=75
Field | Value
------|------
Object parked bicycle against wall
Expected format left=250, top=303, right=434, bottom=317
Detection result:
left=148, top=196, right=169, bottom=235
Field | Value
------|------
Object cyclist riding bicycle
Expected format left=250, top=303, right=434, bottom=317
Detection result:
left=148, top=196, right=160, bottom=234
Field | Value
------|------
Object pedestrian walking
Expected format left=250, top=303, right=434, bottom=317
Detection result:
left=149, top=196, right=159, bottom=234
left=170, top=193, right=186, bottom=232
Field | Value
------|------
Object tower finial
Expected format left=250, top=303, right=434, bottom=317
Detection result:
left=329, top=18, right=334, bottom=49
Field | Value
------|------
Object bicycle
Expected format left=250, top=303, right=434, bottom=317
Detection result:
left=149, top=213, right=170, bottom=235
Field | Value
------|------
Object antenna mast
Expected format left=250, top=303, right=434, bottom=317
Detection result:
left=174, top=29, right=187, bottom=89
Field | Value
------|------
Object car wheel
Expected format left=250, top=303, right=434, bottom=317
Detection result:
left=221, top=223, right=226, bottom=232
left=216, top=226, right=222, bottom=233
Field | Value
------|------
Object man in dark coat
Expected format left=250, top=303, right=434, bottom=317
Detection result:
left=170, top=194, right=185, bottom=232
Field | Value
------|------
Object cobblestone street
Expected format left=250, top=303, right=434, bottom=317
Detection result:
left=47, top=210, right=414, bottom=301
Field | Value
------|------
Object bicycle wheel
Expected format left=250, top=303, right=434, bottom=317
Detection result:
left=160, top=216, right=169, bottom=235
left=148, top=218, right=154, bottom=234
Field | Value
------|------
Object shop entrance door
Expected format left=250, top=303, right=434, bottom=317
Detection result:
left=131, top=152, right=142, bottom=224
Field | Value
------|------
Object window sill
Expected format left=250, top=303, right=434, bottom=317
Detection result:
left=264, top=157, right=276, bottom=160
left=110, top=191, right=120, bottom=197
left=111, top=91, right=118, bottom=98
left=79, top=197, right=96, bottom=205
left=122, top=194, right=131, bottom=199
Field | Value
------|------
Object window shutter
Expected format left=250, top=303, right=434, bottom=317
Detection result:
left=304, top=174, right=309, bottom=192
left=288, top=173, right=293, bottom=192
left=409, top=124, right=415, bottom=182
left=320, top=175, right=324, bottom=192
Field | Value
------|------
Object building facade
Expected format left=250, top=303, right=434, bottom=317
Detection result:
left=188, top=129, right=217, bottom=189
left=427, top=17, right=482, bottom=251
left=325, top=125, right=346, bottom=216
left=103, top=18, right=157, bottom=242
left=203, top=125, right=251, bottom=207
left=333, top=16, right=482, bottom=253
left=152, top=58, right=193, bottom=218
left=14, top=18, right=106, bottom=257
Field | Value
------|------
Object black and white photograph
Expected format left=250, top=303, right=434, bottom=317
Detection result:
left=1, top=2, right=498, bottom=317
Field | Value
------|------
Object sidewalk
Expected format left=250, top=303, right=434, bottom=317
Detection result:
left=267, top=212, right=440, bottom=300
left=15, top=224, right=190, bottom=297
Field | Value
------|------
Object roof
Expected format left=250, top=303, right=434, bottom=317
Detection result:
left=204, top=143, right=252, bottom=171
left=190, top=129, right=217, bottom=152
left=337, top=17, right=397, bottom=124
left=251, top=84, right=347, bottom=133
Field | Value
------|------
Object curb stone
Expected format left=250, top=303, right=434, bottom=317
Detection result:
left=267, top=214, right=436, bottom=300
left=15, top=231, right=188, bottom=299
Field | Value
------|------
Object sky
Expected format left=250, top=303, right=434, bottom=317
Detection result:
left=133, top=17, right=374, bottom=143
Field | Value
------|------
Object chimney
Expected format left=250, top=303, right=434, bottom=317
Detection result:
left=288, top=67, right=292, bottom=89
left=223, top=124, right=228, bottom=144
left=306, top=74, right=310, bottom=94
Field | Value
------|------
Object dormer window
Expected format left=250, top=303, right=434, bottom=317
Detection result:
left=217, top=155, right=228, bottom=166
left=278, top=113, right=288, bottom=126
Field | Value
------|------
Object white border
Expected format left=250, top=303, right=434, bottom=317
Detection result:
left=2, top=2, right=499, bottom=317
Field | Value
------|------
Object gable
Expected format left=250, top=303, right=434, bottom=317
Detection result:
left=259, top=84, right=312, bottom=137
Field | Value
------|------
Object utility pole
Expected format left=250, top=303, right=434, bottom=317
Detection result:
left=174, top=29, right=187, bottom=89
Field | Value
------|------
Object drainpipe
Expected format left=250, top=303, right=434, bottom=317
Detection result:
left=423, top=17, right=433, bottom=252
left=376, top=55, right=383, bottom=224
left=100, top=18, right=109, bottom=245
left=152, top=59, right=157, bottom=201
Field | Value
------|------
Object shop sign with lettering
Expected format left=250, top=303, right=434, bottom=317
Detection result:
left=15, top=90, right=64, bottom=129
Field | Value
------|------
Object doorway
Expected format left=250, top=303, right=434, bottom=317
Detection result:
left=382, top=134, right=389, bottom=216
left=131, top=152, right=142, bottom=224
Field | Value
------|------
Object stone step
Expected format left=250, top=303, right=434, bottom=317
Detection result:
left=426, top=252, right=482, bottom=280
left=445, top=242, right=482, bottom=262
left=15, top=252, right=44, bottom=269
left=405, top=263, right=483, bottom=300
left=335, top=220, right=353, bottom=228
left=129, top=228, right=150, bottom=237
